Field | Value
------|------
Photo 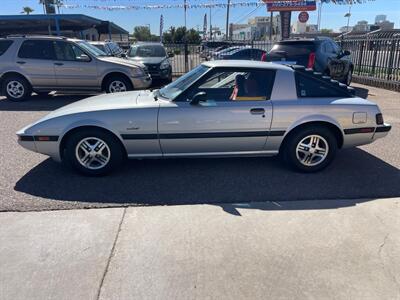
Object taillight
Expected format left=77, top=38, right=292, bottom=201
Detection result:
left=376, top=113, right=384, bottom=125
left=307, top=52, right=316, bottom=69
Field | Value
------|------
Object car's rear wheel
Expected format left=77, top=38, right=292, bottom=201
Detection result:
left=2, top=75, right=32, bottom=102
left=64, top=129, right=125, bottom=176
left=283, top=126, right=337, bottom=172
left=105, top=76, right=133, bottom=94
left=345, top=68, right=353, bottom=86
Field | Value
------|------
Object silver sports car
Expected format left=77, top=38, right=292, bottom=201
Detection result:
left=17, top=60, right=391, bottom=175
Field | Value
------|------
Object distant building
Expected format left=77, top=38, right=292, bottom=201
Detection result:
left=291, top=21, right=318, bottom=34
left=375, top=15, right=387, bottom=24
left=340, top=26, right=353, bottom=33
left=230, top=15, right=280, bottom=40
left=353, top=20, right=369, bottom=32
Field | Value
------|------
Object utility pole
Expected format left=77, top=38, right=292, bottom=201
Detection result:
left=184, top=0, right=187, bottom=30
left=269, top=11, right=273, bottom=41
left=209, top=7, right=212, bottom=40
left=346, top=3, right=352, bottom=32
left=225, top=0, right=231, bottom=40
left=317, top=1, right=323, bottom=31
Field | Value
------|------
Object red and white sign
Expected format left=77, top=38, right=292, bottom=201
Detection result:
left=298, top=11, right=309, bottom=23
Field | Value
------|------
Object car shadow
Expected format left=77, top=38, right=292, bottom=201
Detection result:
left=0, top=94, right=92, bottom=111
left=353, top=86, right=369, bottom=99
left=14, top=148, right=400, bottom=210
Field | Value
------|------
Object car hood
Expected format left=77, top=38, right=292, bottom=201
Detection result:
left=97, top=56, right=146, bottom=69
left=30, top=91, right=158, bottom=125
left=127, top=57, right=166, bottom=64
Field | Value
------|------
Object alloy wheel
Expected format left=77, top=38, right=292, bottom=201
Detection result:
left=75, top=137, right=111, bottom=170
left=109, top=80, right=127, bottom=93
left=6, top=81, right=24, bottom=98
left=295, top=135, right=329, bottom=167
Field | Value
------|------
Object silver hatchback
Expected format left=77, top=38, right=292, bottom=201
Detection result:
left=0, top=35, right=151, bottom=101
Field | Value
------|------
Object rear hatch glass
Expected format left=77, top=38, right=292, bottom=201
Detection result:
left=267, top=41, right=316, bottom=65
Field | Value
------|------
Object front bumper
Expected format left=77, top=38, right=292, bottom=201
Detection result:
left=131, top=74, right=152, bottom=90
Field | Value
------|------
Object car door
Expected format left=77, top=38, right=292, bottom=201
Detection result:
left=53, top=41, right=99, bottom=89
left=158, top=68, right=276, bottom=155
left=16, top=39, right=57, bottom=88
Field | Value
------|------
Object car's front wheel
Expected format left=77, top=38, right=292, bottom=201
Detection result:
left=282, top=126, right=338, bottom=172
left=345, top=68, right=353, bottom=86
left=64, top=129, right=125, bottom=176
left=2, top=75, right=32, bottom=102
left=105, top=76, right=133, bottom=94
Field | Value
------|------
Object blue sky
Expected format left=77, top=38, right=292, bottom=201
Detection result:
left=3, top=0, right=400, bottom=34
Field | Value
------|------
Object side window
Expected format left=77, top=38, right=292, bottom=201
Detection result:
left=0, top=40, right=13, bottom=56
left=295, top=72, right=349, bottom=98
left=54, top=41, right=90, bottom=61
left=184, top=68, right=276, bottom=102
left=18, top=40, right=54, bottom=60
left=331, top=41, right=341, bottom=54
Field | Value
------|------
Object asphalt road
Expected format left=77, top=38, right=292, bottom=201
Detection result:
left=0, top=83, right=399, bottom=212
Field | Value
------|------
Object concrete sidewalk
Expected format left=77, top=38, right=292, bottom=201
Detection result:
left=1, top=199, right=400, bottom=300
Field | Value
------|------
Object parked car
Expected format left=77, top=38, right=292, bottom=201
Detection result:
left=0, top=36, right=151, bottom=101
left=89, top=40, right=126, bottom=58
left=219, top=48, right=266, bottom=61
left=211, top=46, right=243, bottom=60
left=127, top=43, right=172, bottom=83
left=266, top=37, right=353, bottom=85
left=17, top=60, right=391, bottom=176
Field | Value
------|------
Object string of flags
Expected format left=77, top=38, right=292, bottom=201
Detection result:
left=60, top=0, right=376, bottom=10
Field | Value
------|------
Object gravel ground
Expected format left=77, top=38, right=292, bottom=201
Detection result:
left=0, top=83, right=399, bottom=212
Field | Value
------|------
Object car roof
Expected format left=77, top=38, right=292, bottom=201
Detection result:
left=203, top=60, right=293, bottom=71
left=133, top=42, right=164, bottom=46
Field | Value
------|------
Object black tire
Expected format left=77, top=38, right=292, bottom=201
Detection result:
left=2, top=75, right=32, bottom=102
left=282, top=126, right=338, bottom=173
left=344, top=68, right=353, bottom=86
left=64, top=129, right=125, bottom=176
left=104, top=76, right=133, bottom=94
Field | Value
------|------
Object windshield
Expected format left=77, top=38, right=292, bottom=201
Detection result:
left=128, top=45, right=166, bottom=57
left=92, top=44, right=107, bottom=53
left=158, top=65, right=209, bottom=100
left=76, top=41, right=107, bottom=57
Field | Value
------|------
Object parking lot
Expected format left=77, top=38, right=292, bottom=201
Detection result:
left=0, top=83, right=399, bottom=212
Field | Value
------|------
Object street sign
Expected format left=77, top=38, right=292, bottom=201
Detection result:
left=298, top=11, right=309, bottom=23
left=267, top=0, right=316, bottom=12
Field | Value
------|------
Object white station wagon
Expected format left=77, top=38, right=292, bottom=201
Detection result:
left=17, top=60, right=391, bottom=175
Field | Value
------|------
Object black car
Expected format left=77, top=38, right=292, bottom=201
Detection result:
left=127, top=43, right=173, bottom=83
left=219, top=47, right=266, bottom=61
left=266, top=38, right=353, bottom=85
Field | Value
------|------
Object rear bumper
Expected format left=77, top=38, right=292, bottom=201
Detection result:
left=373, top=123, right=391, bottom=140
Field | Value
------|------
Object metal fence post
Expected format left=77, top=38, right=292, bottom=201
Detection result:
left=184, top=42, right=188, bottom=73
left=387, top=41, right=396, bottom=80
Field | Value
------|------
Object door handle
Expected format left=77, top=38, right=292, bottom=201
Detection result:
left=16, top=61, right=26, bottom=64
left=54, top=62, right=64, bottom=66
left=250, top=108, right=265, bottom=115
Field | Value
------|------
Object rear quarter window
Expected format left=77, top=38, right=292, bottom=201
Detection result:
left=270, top=42, right=315, bottom=56
left=0, top=40, right=13, bottom=56
left=295, top=72, right=350, bottom=98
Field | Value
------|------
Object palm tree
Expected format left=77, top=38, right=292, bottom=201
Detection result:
left=21, top=6, right=34, bottom=15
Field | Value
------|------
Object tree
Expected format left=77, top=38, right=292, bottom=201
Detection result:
left=162, top=27, right=201, bottom=44
left=320, top=28, right=333, bottom=34
left=133, top=26, right=160, bottom=42
left=21, top=6, right=34, bottom=15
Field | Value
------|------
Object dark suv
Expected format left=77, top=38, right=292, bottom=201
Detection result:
left=266, top=38, right=353, bottom=85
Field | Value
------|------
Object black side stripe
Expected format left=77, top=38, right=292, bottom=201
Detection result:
left=34, top=135, right=59, bottom=142
left=121, top=131, right=285, bottom=140
left=375, top=126, right=391, bottom=133
left=344, top=127, right=375, bottom=135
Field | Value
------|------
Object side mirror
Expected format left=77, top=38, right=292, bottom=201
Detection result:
left=168, top=52, right=174, bottom=58
left=343, top=50, right=351, bottom=56
left=120, top=53, right=127, bottom=58
left=77, top=54, right=91, bottom=62
left=190, top=92, right=207, bottom=105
